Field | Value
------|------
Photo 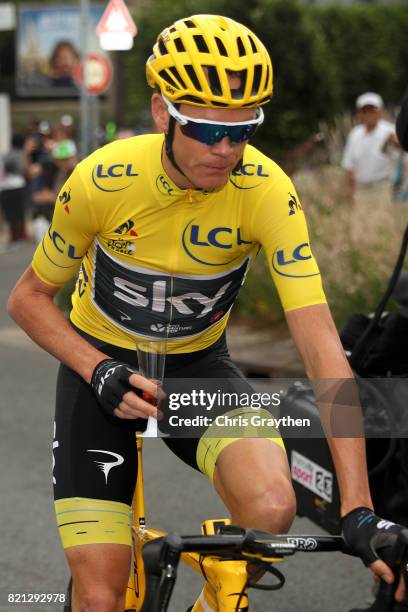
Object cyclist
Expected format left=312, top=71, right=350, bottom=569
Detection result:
left=8, top=15, right=405, bottom=612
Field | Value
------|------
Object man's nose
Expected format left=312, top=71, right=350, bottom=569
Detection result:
left=210, top=136, right=235, bottom=156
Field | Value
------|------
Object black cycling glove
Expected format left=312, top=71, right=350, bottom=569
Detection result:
left=342, top=507, right=403, bottom=566
left=91, top=358, right=142, bottom=417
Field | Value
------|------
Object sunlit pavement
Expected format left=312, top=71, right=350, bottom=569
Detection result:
left=0, top=243, right=372, bottom=612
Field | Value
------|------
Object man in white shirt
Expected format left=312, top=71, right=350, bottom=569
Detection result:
left=342, top=92, right=399, bottom=242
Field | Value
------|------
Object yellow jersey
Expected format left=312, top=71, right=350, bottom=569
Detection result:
left=32, top=133, right=326, bottom=353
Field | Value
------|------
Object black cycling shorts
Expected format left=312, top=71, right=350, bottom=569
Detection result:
left=53, top=331, right=252, bottom=506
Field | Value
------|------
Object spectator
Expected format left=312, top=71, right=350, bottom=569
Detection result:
left=1, top=133, right=28, bottom=249
left=30, top=140, right=77, bottom=243
left=342, top=92, right=400, bottom=241
left=23, top=120, right=54, bottom=179
left=59, top=114, right=76, bottom=141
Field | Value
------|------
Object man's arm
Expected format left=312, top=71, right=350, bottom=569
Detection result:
left=7, top=266, right=109, bottom=383
left=7, top=266, right=158, bottom=417
left=286, top=303, right=406, bottom=595
left=285, top=302, right=372, bottom=515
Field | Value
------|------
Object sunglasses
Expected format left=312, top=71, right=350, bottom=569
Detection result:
left=162, top=95, right=264, bottom=145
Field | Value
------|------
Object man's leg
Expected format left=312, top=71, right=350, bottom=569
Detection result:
left=189, top=437, right=295, bottom=612
left=67, top=544, right=131, bottom=612
left=213, top=438, right=296, bottom=533
left=54, top=354, right=140, bottom=612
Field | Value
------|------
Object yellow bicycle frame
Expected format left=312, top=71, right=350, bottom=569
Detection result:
left=124, top=436, right=282, bottom=612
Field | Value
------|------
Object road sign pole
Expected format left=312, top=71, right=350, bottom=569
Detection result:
left=90, top=95, right=100, bottom=151
left=79, top=0, right=91, bottom=158
left=112, top=51, right=125, bottom=127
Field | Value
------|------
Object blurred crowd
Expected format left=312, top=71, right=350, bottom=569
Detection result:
left=0, top=116, right=137, bottom=251
left=0, top=115, right=78, bottom=250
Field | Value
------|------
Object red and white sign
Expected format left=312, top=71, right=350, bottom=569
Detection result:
left=96, top=0, right=137, bottom=51
left=73, top=53, right=113, bottom=95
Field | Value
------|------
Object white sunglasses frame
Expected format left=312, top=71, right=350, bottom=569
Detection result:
left=161, top=94, right=264, bottom=128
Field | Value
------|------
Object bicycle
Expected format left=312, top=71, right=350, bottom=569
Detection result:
left=62, top=429, right=408, bottom=612
left=122, top=434, right=408, bottom=612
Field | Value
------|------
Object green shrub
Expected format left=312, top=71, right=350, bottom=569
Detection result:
left=312, top=4, right=408, bottom=111
left=250, top=0, right=341, bottom=158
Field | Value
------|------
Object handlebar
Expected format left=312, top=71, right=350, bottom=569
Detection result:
left=139, top=527, right=344, bottom=612
left=140, top=527, right=408, bottom=612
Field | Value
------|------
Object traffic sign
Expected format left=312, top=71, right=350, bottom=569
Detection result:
left=96, top=0, right=137, bottom=51
left=73, top=53, right=113, bottom=95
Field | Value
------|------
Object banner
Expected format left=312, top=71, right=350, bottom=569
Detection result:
left=16, top=6, right=104, bottom=97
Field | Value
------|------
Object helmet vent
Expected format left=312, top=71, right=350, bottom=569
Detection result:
left=230, top=69, right=247, bottom=99
left=169, top=66, right=185, bottom=88
left=193, top=34, right=210, bottom=53
left=184, top=19, right=195, bottom=28
left=215, top=37, right=228, bottom=57
left=169, top=26, right=176, bottom=33
left=159, top=69, right=178, bottom=89
left=174, top=37, right=185, bottom=52
left=248, top=36, right=258, bottom=54
left=236, top=37, right=246, bottom=57
left=158, top=39, right=168, bottom=56
left=205, top=65, right=222, bottom=96
left=185, top=64, right=203, bottom=92
left=180, top=94, right=206, bottom=104
left=252, top=64, right=262, bottom=94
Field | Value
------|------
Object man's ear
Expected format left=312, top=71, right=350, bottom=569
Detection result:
left=151, top=93, right=169, bottom=134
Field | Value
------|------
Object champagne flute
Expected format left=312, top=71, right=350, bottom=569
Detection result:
left=136, top=340, right=167, bottom=438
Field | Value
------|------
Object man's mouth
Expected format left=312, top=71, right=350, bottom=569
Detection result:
left=204, top=165, right=230, bottom=173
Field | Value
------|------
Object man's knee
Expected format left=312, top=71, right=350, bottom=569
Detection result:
left=73, top=583, right=124, bottom=612
left=213, top=438, right=296, bottom=532
left=254, top=477, right=297, bottom=531
left=67, top=543, right=131, bottom=612
left=236, top=474, right=297, bottom=533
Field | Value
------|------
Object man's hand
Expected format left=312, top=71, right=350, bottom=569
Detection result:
left=342, top=507, right=406, bottom=602
left=91, top=358, right=159, bottom=420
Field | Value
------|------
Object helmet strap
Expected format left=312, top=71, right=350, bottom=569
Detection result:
left=164, top=115, right=191, bottom=181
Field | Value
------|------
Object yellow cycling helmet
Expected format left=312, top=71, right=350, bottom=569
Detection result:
left=146, top=14, right=273, bottom=108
